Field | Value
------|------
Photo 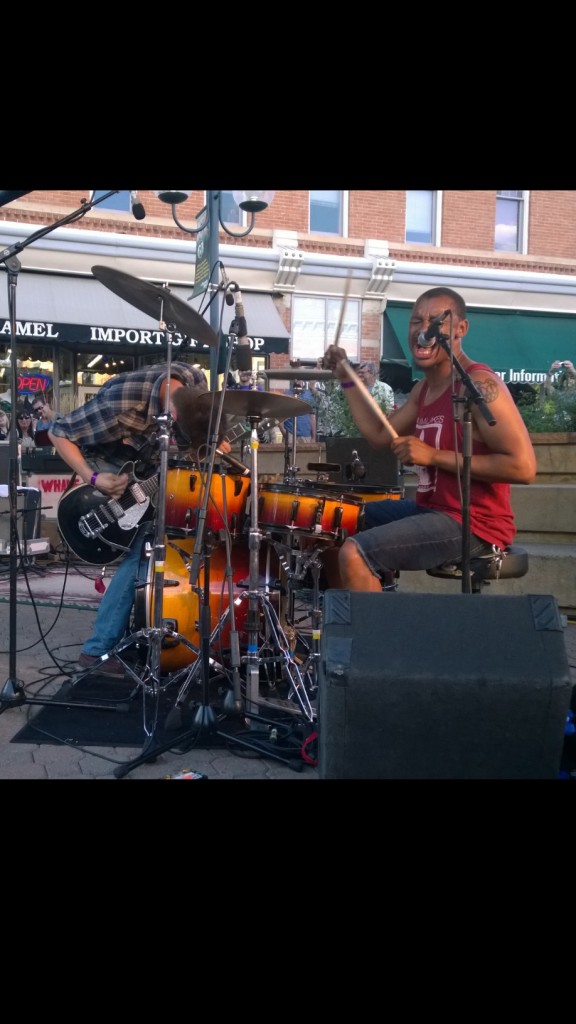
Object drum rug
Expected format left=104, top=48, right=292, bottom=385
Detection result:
left=10, top=673, right=254, bottom=749
left=10, top=672, right=315, bottom=764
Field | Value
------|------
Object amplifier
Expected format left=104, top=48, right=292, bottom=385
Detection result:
left=325, top=437, right=400, bottom=487
left=0, top=486, right=47, bottom=555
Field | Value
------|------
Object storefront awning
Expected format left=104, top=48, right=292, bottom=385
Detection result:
left=386, top=304, right=576, bottom=384
left=0, top=271, right=290, bottom=354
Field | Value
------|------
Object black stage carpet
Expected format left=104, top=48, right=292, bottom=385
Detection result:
left=10, top=674, right=316, bottom=768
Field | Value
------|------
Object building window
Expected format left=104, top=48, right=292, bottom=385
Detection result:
left=310, top=190, right=343, bottom=234
left=405, top=190, right=438, bottom=244
left=90, top=190, right=131, bottom=212
left=219, top=190, right=242, bottom=226
left=291, top=295, right=360, bottom=362
left=495, top=190, right=525, bottom=252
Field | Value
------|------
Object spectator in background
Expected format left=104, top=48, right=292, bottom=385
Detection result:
left=236, top=369, right=262, bottom=391
left=544, top=360, right=576, bottom=395
left=311, top=359, right=394, bottom=438
left=15, top=406, right=36, bottom=450
left=308, top=357, right=337, bottom=439
left=32, top=396, right=58, bottom=445
left=279, top=382, right=316, bottom=444
left=0, top=409, right=9, bottom=440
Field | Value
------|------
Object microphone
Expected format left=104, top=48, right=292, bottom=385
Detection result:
left=220, top=264, right=235, bottom=306
left=216, top=448, right=250, bottom=476
left=347, top=450, right=366, bottom=481
left=417, top=309, right=451, bottom=348
left=130, top=190, right=146, bottom=221
left=290, top=358, right=319, bottom=368
left=231, top=287, right=252, bottom=372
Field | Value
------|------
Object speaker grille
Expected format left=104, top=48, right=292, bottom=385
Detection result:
left=319, top=591, right=572, bottom=779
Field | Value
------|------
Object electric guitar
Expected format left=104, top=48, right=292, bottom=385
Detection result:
left=57, top=424, right=248, bottom=565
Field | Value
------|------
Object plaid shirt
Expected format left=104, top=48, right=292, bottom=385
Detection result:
left=50, top=362, right=207, bottom=466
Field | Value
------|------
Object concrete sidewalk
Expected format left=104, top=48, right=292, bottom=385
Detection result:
left=0, top=557, right=319, bottom=780
left=0, top=555, right=574, bottom=780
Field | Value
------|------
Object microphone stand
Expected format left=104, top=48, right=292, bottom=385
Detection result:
left=436, top=333, right=496, bottom=594
left=0, top=190, right=127, bottom=714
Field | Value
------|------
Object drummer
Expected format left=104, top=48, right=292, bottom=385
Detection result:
left=48, top=361, right=232, bottom=679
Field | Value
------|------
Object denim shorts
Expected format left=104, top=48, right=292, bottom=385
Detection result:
left=350, top=499, right=493, bottom=579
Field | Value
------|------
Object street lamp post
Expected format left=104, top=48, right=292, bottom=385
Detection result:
left=154, top=190, right=275, bottom=386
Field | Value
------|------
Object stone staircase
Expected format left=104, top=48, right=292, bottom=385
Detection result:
left=242, top=438, right=576, bottom=614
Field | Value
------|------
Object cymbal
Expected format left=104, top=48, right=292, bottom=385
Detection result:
left=193, top=390, right=312, bottom=420
left=92, top=265, right=218, bottom=347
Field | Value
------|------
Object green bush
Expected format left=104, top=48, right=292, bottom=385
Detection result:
left=517, top=388, right=576, bottom=433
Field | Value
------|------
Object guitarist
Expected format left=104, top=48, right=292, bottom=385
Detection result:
left=48, top=361, right=232, bottom=678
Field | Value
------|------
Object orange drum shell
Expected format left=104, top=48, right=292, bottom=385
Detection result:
left=165, top=469, right=250, bottom=536
left=134, top=535, right=281, bottom=672
left=135, top=536, right=250, bottom=672
left=258, top=483, right=363, bottom=537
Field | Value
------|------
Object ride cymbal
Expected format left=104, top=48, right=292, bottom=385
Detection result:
left=193, top=390, right=312, bottom=420
left=92, top=265, right=218, bottom=347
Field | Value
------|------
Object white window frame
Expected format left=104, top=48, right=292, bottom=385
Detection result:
left=309, top=190, right=347, bottom=236
left=495, top=190, right=527, bottom=254
left=405, top=190, right=442, bottom=245
left=291, top=293, right=360, bottom=362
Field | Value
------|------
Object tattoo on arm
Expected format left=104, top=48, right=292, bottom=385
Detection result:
left=476, top=378, right=499, bottom=405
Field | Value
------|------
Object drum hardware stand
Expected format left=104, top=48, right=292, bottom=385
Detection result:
left=117, top=386, right=318, bottom=773
left=114, top=319, right=251, bottom=776
left=158, top=471, right=246, bottom=731
left=282, top=379, right=305, bottom=485
left=221, top=415, right=315, bottom=728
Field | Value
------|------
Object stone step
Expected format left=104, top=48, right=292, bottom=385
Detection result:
left=511, top=483, right=576, bottom=535
left=396, top=542, right=576, bottom=615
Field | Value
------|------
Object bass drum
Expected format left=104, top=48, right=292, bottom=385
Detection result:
left=133, top=535, right=250, bottom=672
left=133, top=534, right=281, bottom=672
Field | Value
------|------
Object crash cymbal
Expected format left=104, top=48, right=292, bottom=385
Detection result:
left=92, top=265, right=218, bottom=347
left=194, top=390, right=312, bottom=420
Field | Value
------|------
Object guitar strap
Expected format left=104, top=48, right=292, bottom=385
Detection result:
left=62, top=471, right=78, bottom=495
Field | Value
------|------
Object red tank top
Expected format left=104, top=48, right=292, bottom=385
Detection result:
left=415, top=364, right=515, bottom=548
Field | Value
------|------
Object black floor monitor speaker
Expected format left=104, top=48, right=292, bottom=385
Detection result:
left=324, top=438, right=400, bottom=487
left=319, top=591, right=573, bottom=779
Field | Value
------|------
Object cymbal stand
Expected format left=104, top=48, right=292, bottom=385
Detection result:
left=231, top=415, right=315, bottom=724
left=265, top=530, right=322, bottom=704
left=283, top=380, right=305, bottom=485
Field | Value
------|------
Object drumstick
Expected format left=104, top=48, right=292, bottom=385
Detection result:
left=327, top=273, right=399, bottom=442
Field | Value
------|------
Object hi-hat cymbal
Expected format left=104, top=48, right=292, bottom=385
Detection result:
left=194, top=390, right=312, bottom=420
left=92, top=265, right=218, bottom=347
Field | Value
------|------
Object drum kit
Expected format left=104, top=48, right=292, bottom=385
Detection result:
left=81, top=266, right=402, bottom=770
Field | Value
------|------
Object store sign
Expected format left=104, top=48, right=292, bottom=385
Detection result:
left=0, top=319, right=287, bottom=354
left=24, top=473, right=81, bottom=519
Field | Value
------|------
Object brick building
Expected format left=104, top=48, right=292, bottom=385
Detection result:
left=1, top=189, right=575, bottom=412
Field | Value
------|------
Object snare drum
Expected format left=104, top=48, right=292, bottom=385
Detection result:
left=165, top=464, right=250, bottom=537
left=133, top=535, right=250, bottom=672
left=258, top=483, right=363, bottom=539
